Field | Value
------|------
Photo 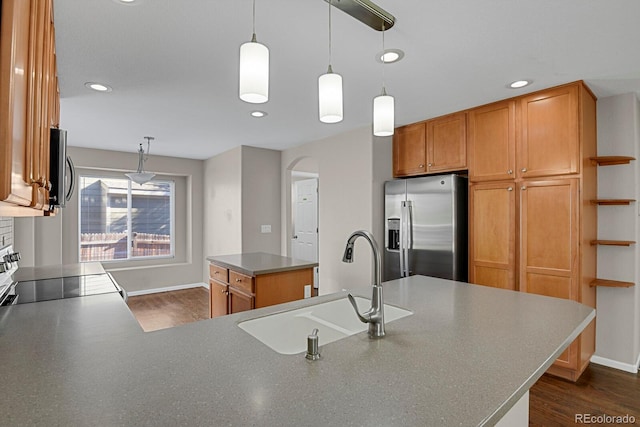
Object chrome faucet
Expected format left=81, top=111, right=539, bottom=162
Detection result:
left=342, top=230, right=385, bottom=338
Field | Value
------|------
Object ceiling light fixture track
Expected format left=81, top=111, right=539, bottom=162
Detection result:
left=323, top=0, right=395, bottom=31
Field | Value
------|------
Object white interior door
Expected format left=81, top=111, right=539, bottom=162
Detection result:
left=292, top=178, right=318, bottom=264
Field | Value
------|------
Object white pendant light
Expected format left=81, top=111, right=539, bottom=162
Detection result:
left=373, top=23, right=394, bottom=136
left=318, top=0, right=343, bottom=123
left=239, top=0, right=269, bottom=104
left=126, top=136, right=155, bottom=185
left=373, top=89, right=394, bottom=136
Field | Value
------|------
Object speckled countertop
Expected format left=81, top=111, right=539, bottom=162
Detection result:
left=207, top=252, right=318, bottom=276
left=11, top=262, right=105, bottom=281
left=0, top=275, right=594, bottom=426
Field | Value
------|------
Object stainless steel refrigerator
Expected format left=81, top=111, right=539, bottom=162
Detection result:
left=384, top=174, right=467, bottom=282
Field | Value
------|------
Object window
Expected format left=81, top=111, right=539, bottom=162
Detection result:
left=79, top=176, right=175, bottom=262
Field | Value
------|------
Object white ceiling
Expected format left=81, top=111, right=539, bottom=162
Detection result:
left=54, top=0, right=640, bottom=160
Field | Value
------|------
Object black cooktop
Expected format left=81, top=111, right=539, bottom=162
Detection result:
left=13, top=273, right=120, bottom=304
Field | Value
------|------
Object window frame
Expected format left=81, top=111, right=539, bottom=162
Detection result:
left=77, top=173, right=176, bottom=263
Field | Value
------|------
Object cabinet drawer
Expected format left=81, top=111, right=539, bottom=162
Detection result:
left=209, top=263, right=228, bottom=282
left=229, top=270, right=255, bottom=294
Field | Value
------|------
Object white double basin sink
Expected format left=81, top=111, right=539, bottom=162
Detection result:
left=238, top=296, right=413, bottom=355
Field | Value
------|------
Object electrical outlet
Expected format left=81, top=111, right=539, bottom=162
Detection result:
left=261, top=225, right=271, bottom=233
left=304, top=285, right=311, bottom=298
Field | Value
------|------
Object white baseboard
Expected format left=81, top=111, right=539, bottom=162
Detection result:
left=126, top=282, right=208, bottom=297
left=590, top=355, right=639, bottom=374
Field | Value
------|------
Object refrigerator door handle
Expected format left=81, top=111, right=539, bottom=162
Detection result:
left=400, top=201, right=412, bottom=277
left=399, top=202, right=406, bottom=277
left=406, top=200, right=413, bottom=276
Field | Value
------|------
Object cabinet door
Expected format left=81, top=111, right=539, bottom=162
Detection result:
left=393, top=122, right=426, bottom=177
left=426, top=112, right=467, bottom=173
left=468, top=101, right=516, bottom=182
left=0, top=0, right=37, bottom=208
left=519, top=178, right=578, bottom=299
left=518, top=84, right=579, bottom=179
left=469, top=182, right=516, bottom=290
left=229, top=287, right=254, bottom=314
left=209, top=279, right=229, bottom=318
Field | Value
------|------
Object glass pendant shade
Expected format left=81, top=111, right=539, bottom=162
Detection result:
left=126, top=172, right=155, bottom=185
left=318, top=70, right=343, bottom=123
left=373, top=92, right=394, bottom=136
left=239, top=39, right=269, bottom=104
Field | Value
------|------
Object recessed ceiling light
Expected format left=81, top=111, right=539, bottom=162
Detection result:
left=508, top=80, right=532, bottom=89
left=84, top=82, right=113, bottom=92
left=376, top=49, right=404, bottom=64
left=113, top=0, right=141, bottom=4
left=250, top=111, right=267, bottom=118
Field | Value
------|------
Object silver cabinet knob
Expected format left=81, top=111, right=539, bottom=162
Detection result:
left=507, top=187, right=513, bottom=191
left=507, top=169, right=513, bottom=175
left=419, top=164, right=424, bottom=168
left=521, top=168, right=527, bottom=173
left=427, top=163, right=432, bottom=167
left=521, top=186, right=527, bottom=190
left=221, top=288, right=226, bottom=293
left=235, top=278, right=241, bottom=282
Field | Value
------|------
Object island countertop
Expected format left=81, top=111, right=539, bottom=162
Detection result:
left=0, top=275, right=594, bottom=426
left=207, top=252, right=318, bottom=276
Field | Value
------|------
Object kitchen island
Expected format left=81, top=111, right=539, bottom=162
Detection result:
left=207, top=252, right=318, bottom=317
left=0, top=275, right=593, bottom=426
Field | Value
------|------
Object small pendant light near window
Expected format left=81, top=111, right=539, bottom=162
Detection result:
left=239, top=0, right=269, bottom=104
left=318, top=0, right=343, bottom=123
left=126, top=136, right=155, bottom=185
left=373, top=24, right=394, bottom=136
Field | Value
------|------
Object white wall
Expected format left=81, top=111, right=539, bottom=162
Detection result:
left=14, top=146, right=205, bottom=293
left=204, top=146, right=242, bottom=259
left=203, top=145, right=281, bottom=277
left=241, top=146, right=281, bottom=253
left=593, top=93, right=640, bottom=372
left=281, top=126, right=393, bottom=295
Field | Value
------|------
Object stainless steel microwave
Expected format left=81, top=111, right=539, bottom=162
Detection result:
left=49, top=128, right=76, bottom=209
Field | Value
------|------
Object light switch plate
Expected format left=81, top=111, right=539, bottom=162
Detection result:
left=261, top=225, right=271, bottom=233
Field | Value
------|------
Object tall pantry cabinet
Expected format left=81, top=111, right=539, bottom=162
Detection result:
left=468, top=81, right=597, bottom=381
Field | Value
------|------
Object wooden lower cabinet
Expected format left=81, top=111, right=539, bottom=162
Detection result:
left=229, top=287, right=254, bottom=314
left=209, top=261, right=313, bottom=318
left=209, top=279, right=229, bottom=318
left=469, top=177, right=597, bottom=381
left=469, top=181, right=516, bottom=290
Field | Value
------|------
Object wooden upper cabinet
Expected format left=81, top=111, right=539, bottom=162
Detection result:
left=393, top=112, right=467, bottom=178
left=468, top=100, right=516, bottom=182
left=1, top=0, right=58, bottom=215
left=426, top=112, right=467, bottom=173
left=0, top=0, right=36, bottom=208
left=393, top=122, right=426, bottom=177
left=518, top=84, right=580, bottom=179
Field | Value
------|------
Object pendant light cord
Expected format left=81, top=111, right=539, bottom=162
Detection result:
left=251, top=0, right=257, bottom=42
left=328, top=0, right=333, bottom=73
left=381, top=22, right=386, bottom=94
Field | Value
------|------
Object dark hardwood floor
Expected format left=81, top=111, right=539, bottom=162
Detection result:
left=127, top=288, right=639, bottom=425
left=127, top=287, right=210, bottom=332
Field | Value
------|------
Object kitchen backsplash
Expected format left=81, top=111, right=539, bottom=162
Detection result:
left=0, top=217, right=13, bottom=249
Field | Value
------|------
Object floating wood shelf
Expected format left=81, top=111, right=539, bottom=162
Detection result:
left=590, top=240, right=636, bottom=246
left=590, top=199, right=636, bottom=205
left=589, top=156, right=636, bottom=166
left=590, top=279, right=635, bottom=288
